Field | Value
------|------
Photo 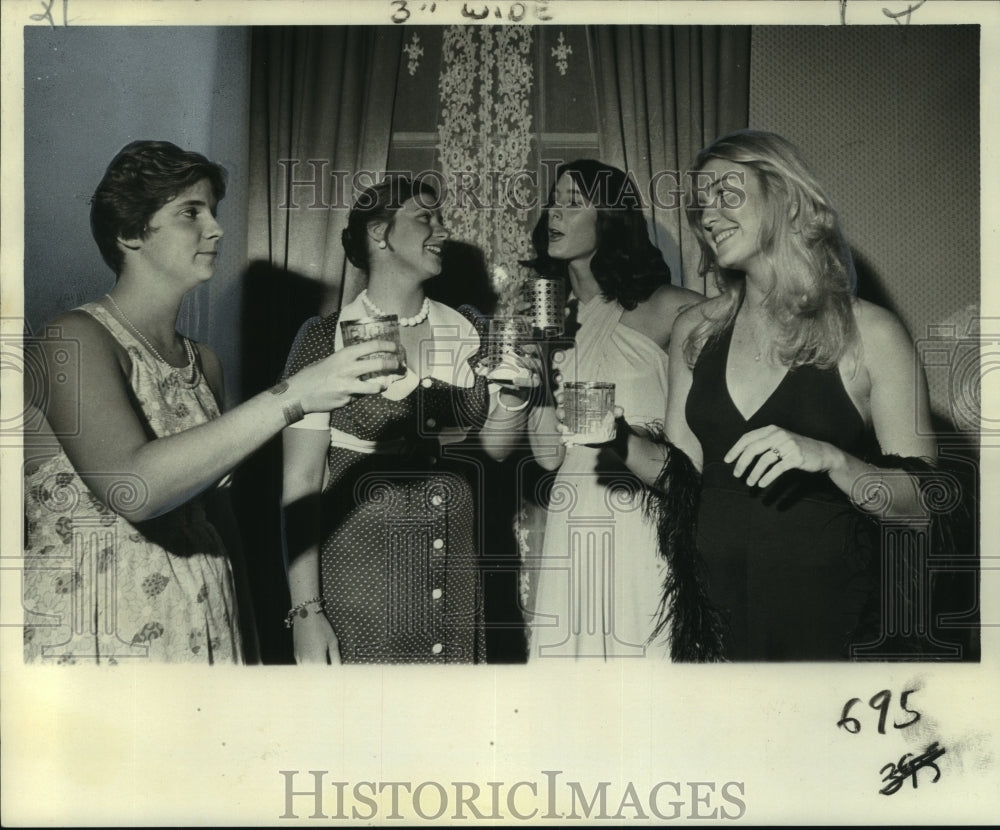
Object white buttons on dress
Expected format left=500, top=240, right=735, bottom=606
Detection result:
left=426, top=417, right=437, bottom=428
left=421, top=377, right=433, bottom=388
left=432, top=538, right=444, bottom=550
left=432, top=588, right=443, bottom=600
left=430, top=494, right=443, bottom=506
left=431, top=643, right=443, bottom=655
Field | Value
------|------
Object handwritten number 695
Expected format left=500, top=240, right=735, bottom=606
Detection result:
left=837, top=689, right=920, bottom=734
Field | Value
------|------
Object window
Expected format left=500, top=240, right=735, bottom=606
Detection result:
left=388, top=26, right=598, bottom=246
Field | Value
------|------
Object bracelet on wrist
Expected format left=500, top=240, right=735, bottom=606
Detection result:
left=284, top=596, right=325, bottom=628
left=282, top=402, right=305, bottom=425
left=270, top=381, right=306, bottom=425
left=496, top=390, right=531, bottom=412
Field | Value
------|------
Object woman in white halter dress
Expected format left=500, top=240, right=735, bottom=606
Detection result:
left=523, top=160, right=702, bottom=661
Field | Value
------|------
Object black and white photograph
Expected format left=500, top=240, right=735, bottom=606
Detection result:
left=1, top=0, right=997, bottom=825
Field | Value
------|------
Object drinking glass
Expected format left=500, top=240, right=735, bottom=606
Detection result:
left=562, top=381, right=616, bottom=435
left=528, top=277, right=567, bottom=337
left=340, top=315, right=405, bottom=380
left=484, top=316, right=532, bottom=372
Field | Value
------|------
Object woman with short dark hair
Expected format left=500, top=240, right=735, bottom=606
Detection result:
left=22, top=140, right=396, bottom=664
left=281, top=176, right=531, bottom=664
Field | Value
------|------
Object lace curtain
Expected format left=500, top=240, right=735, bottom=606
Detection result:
left=437, top=26, right=536, bottom=308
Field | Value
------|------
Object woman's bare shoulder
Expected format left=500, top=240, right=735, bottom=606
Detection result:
left=673, top=293, right=724, bottom=337
left=37, top=308, right=126, bottom=365
left=851, top=298, right=912, bottom=350
left=626, top=284, right=708, bottom=347
left=646, top=283, right=705, bottom=319
left=42, top=308, right=104, bottom=339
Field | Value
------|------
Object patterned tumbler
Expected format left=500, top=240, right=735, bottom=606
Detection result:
left=562, top=381, right=616, bottom=435
left=529, top=277, right=567, bottom=336
left=339, top=315, right=405, bottom=380
left=484, top=316, right=532, bottom=371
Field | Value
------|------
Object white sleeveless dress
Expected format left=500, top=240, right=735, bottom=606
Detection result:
left=529, top=296, right=669, bottom=660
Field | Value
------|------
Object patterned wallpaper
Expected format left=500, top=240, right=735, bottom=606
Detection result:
left=749, top=26, right=980, bottom=431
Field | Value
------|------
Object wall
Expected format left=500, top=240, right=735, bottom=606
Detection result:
left=749, top=25, right=979, bottom=427
left=24, top=26, right=251, bottom=404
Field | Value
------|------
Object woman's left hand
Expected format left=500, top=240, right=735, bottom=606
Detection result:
left=725, top=425, right=843, bottom=487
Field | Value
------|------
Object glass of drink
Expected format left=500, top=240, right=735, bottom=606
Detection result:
left=484, top=316, right=532, bottom=372
left=339, top=315, right=405, bottom=380
left=562, top=381, right=616, bottom=435
left=528, top=277, right=567, bottom=337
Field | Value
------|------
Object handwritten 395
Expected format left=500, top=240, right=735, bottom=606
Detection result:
left=878, top=742, right=946, bottom=795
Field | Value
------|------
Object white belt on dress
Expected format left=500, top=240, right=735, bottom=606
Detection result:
left=329, top=427, right=408, bottom=455
left=329, top=426, right=471, bottom=455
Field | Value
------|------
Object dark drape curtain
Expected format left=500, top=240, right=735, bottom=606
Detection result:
left=588, top=26, right=751, bottom=293
left=237, top=27, right=403, bottom=662
left=248, top=26, right=404, bottom=315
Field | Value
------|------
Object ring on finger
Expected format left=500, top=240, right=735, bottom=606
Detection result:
left=771, top=447, right=783, bottom=461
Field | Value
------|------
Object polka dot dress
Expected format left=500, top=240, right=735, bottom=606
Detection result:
left=283, top=308, right=490, bottom=663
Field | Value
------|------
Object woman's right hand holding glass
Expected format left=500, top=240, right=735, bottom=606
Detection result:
left=290, top=340, right=401, bottom=412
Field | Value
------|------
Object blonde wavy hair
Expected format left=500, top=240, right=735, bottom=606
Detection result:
left=683, top=130, right=857, bottom=369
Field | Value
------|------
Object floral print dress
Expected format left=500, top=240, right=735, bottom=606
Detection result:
left=22, top=302, right=243, bottom=664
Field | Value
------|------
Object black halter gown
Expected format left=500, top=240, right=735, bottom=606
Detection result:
left=687, top=323, right=880, bottom=660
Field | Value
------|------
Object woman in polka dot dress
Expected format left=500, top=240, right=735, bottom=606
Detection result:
left=282, top=178, right=531, bottom=664
left=22, top=141, right=397, bottom=664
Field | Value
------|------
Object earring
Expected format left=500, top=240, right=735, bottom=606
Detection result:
left=377, top=240, right=387, bottom=249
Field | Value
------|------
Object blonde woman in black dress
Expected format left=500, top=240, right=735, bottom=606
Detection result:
left=621, top=130, right=937, bottom=660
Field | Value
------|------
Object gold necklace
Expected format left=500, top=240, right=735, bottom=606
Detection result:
left=737, top=304, right=773, bottom=363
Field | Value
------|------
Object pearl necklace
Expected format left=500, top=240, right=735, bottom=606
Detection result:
left=105, top=294, right=196, bottom=376
left=359, top=289, right=430, bottom=327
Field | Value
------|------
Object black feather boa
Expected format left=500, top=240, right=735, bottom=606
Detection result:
left=639, top=442, right=972, bottom=662
left=639, top=429, right=726, bottom=662
left=847, top=452, right=976, bottom=660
